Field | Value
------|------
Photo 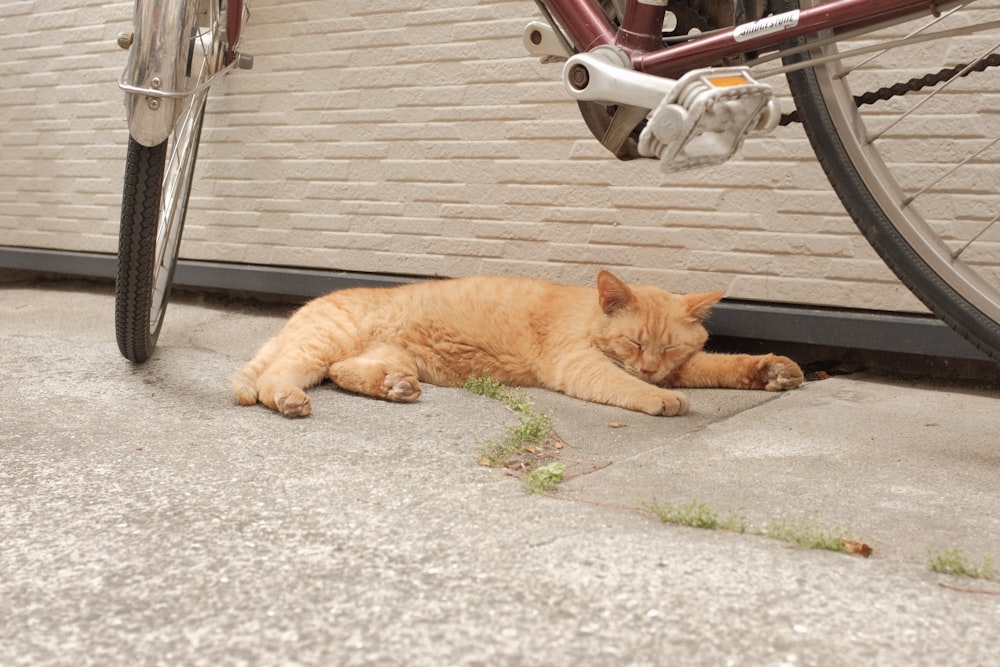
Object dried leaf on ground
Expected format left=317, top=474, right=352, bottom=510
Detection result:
left=842, top=539, right=874, bottom=557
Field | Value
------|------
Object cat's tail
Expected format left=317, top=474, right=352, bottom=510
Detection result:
left=232, top=337, right=280, bottom=406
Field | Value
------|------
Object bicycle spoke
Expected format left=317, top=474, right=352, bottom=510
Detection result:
left=755, top=17, right=1000, bottom=78
left=953, top=212, right=1000, bottom=261
left=838, top=4, right=966, bottom=76
left=869, top=41, right=1000, bottom=142
left=149, top=8, right=219, bottom=329
left=903, top=133, right=1000, bottom=207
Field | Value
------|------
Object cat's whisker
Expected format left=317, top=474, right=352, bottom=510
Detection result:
left=603, top=352, right=626, bottom=370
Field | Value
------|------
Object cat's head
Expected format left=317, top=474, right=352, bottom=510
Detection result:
left=594, top=270, right=723, bottom=384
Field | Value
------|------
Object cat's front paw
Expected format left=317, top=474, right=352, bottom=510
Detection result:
left=760, top=356, right=804, bottom=392
left=384, top=371, right=421, bottom=402
left=639, top=389, right=690, bottom=416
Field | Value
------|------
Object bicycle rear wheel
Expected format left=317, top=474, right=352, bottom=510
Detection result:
left=778, top=0, right=1000, bottom=360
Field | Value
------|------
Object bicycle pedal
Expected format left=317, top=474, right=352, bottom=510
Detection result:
left=637, top=67, right=778, bottom=172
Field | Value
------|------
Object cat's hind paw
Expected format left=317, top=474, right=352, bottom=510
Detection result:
left=384, top=371, right=422, bottom=402
left=232, top=370, right=259, bottom=406
left=232, top=382, right=258, bottom=406
left=761, top=356, right=804, bottom=392
left=275, top=389, right=312, bottom=418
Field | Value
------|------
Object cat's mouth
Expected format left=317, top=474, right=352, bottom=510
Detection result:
left=641, top=368, right=673, bottom=384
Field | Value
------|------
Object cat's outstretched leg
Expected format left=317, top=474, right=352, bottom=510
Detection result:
left=568, top=377, right=690, bottom=416
left=329, top=343, right=422, bottom=403
left=668, top=352, right=804, bottom=391
left=547, top=350, right=691, bottom=416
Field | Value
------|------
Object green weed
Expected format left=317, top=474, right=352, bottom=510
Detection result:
left=465, top=377, right=562, bottom=490
left=646, top=500, right=747, bottom=533
left=646, top=501, right=871, bottom=556
left=508, top=411, right=553, bottom=447
left=928, top=547, right=997, bottom=580
left=477, top=409, right=554, bottom=468
left=764, top=516, right=859, bottom=554
left=463, top=376, right=534, bottom=413
left=524, top=462, right=565, bottom=495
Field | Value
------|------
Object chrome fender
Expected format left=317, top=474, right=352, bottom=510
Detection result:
left=121, top=0, right=197, bottom=147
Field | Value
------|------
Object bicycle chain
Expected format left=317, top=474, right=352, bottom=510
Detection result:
left=780, top=52, right=1000, bottom=126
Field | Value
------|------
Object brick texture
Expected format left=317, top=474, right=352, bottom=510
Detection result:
left=6, top=0, right=992, bottom=313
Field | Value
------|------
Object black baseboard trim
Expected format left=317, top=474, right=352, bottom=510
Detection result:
left=0, top=246, right=989, bottom=360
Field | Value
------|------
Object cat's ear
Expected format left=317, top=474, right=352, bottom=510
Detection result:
left=684, top=290, right=726, bottom=322
left=597, top=270, right=635, bottom=314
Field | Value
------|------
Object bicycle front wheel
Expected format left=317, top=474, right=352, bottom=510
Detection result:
left=116, top=98, right=206, bottom=363
left=779, top=0, right=1000, bottom=360
left=115, top=0, right=233, bottom=362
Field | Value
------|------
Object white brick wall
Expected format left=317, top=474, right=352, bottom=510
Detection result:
left=0, top=0, right=941, bottom=311
left=0, top=0, right=127, bottom=254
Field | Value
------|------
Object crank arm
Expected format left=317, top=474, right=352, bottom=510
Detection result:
left=562, top=48, right=676, bottom=111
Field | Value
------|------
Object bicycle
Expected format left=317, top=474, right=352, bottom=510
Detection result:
left=113, top=0, right=1000, bottom=365
left=523, top=0, right=1000, bottom=361
left=115, top=0, right=253, bottom=363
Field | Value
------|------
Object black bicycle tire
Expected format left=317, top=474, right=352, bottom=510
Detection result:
left=115, top=107, right=204, bottom=363
left=116, top=137, right=169, bottom=363
left=778, top=0, right=1000, bottom=361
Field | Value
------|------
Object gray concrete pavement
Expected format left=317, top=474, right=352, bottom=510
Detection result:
left=2, top=277, right=1000, bottom=666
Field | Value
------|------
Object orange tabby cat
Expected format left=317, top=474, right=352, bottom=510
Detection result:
left=233, top=270, right=803, bottom=417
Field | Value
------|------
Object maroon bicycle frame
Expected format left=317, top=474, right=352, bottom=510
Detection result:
left=225, top=0, right=244, bottom=61
left=541, top=0, right=959, bottom=77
